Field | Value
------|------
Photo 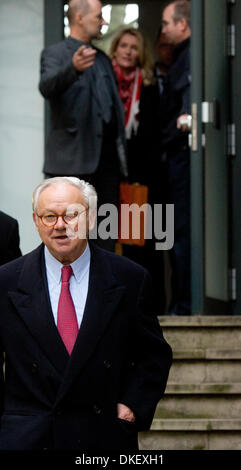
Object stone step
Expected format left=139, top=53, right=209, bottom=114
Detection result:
left=159, top=316, right=241, bottom=328
left=156, top=394, right=241, bottom=419
left=151, top=316, right=241, bottom=449
left=166, top=382, right=241, bottom=394
left=139, top=421, right=241, bottom=450
left=169, top=359, right=241, bottom=383
left=159, top=316, right=241, bottom=350
left=163, top=328, right=241, bottom=350
left=173, top=348, right=241, bottom=360
left=151, top=418, right=241, bottom=431
left=169, top=349, right=241, bottom=383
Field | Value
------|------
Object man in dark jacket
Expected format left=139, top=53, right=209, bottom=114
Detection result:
left=161, top=0, right=191, bottom=315
left=39, top=0, right=128, bottom=251
left=0, top=211, right=21, bottom=266
left=0, top=176, right=172, bottom=450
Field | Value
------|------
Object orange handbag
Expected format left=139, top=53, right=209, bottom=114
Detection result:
left=118, top=182, right=149, bottom=246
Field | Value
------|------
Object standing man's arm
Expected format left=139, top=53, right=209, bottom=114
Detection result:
left=7, top=219, right=22, bottom=262
left=177, top=82, right=191, bottom=131
left=118, top=272, right=172, bottom=430
left=0, top=340, right=4, bottom=417
left=39, top=45, right=96, bottom=99
left=176, top=52, right=191, bottom=131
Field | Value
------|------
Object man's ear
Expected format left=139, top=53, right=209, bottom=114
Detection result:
left=33, top=212, right=39, bottom=231
left=88, top=209, right=97, bottom=231
left=75, top=11, right=83, bottom=25
left=179, top=17, right=188, bottom=32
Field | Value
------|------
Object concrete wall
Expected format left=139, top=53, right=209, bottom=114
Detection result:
left=0, top=0, right=44, bottom=254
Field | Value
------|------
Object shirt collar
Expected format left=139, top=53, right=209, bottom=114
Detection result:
left=68, top=36, right=94, bottom=49
left=44, top=243, right=90, bottom=284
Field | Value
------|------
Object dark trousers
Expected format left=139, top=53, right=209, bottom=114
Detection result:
left=165, top=142, right=191, bottom=315
left=122, top=241, right=166, bottom=314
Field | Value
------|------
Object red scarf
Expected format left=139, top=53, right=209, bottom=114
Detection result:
left=112, top=59, right=142, bottom=135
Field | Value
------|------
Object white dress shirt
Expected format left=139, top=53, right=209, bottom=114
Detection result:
left=44, top=244, right=90, bottom=328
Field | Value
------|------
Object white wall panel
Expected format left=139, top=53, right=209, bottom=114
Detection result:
left=0, top=0, right=44, bottom=254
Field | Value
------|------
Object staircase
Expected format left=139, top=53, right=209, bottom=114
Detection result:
left=139, top=316, right=241, bottom=450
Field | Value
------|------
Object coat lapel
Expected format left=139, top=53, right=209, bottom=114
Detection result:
left=7, top=243, right=126, bottom=404
left=55, top=244, right=126, bottom=405
left=65, top=37, right=110, bottom=110
left=8, top=245, right=69, bottom=375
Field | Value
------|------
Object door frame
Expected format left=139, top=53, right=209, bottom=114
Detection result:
left=230, top=0, right=241, bottom=315
left=191, top=0, right=233, bottom=315
left=190, top=0, right=204, bottom=314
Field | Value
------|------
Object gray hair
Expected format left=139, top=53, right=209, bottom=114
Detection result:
left=32, top=176, right=97, bottom=214
left=67, top=0, right=90, bottom=25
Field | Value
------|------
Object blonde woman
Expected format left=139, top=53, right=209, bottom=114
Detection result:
left=110, top=28, right=165, bottom=314
left=110, top=28, right=160, bottom=182
left=110, top=28, right=154, bottom=142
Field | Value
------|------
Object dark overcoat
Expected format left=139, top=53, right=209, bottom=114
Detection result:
left=0, top=243, right=172, bottom=450
left=0, top=211, right=22, bottom=267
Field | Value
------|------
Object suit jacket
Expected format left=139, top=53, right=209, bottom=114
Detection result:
left=39, top=36, right=128, bottom=177
left=0, top=211, right=22, bottom=266
left=0, top=243, right=172, bottom=450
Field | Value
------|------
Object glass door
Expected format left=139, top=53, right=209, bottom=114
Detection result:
left=191, top=0, right=231, bottom=314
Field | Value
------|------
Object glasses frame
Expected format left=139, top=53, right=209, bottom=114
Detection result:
left=37, top=209, right=87, bottom=227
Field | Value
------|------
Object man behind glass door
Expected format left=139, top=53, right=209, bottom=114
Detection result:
left=161, top=0, right=191, bottom=315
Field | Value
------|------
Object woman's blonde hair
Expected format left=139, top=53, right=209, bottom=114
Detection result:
left=109, top=27, right=154, bottom=86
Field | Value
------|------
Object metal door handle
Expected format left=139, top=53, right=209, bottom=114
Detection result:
left=202, top=99, right=220, bottom=129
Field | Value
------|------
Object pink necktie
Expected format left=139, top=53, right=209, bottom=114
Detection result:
left=57, top=265, right=78, bottom=355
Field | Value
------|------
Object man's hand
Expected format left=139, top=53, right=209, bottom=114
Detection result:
left=117, top=403, right=136, bottom=423
left=72, top=45, right=97, bottom=73
left=177, top=114, right=192, bottom=132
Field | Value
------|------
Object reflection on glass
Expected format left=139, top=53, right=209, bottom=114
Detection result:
left=102, top=5, right=112, bottom=35
left=96, top=4, right=139, bottom=53
left=124, top=4, right=138, bottom=24
left=64, top=3, right=70, bottom=38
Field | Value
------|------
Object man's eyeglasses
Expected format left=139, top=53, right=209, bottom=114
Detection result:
left=37, top=210, right=87, bottom=227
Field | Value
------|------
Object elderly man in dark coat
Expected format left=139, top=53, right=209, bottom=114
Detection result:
left=0, top=177, right=172, bottom=450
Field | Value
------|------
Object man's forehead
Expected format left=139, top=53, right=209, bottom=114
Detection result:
left=38, top=183, right=83, bottom=203
left=88, top=0, right=102, bottom=10
left=163, top=4, right=174, bottom=18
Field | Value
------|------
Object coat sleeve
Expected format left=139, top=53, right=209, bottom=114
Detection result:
left=7, top=219, right=22, bottom=263
left=120, top=271, right=172, bottom=430
left=179, top=78, right=191, bottom=116
left=0, top=335, right=4, bottom=416
left=39, top=46, right=80, bottom=99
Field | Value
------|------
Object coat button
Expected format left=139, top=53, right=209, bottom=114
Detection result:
left=104, top=360, right=111, bottom=369
left=31, top=363, right=38, bottom=373
left=55, top=407, right=62, bottom=416
left=93, top=404, right=102, bottom=415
